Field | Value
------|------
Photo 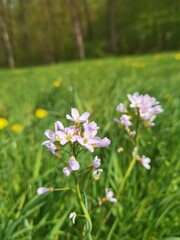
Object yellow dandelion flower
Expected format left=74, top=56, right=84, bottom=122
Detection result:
left=153, top=54, right=160, bottom=59
left=13, top=69, right=23, bottom=74
left=0, top=118, right=8, bottom=130
left=53, top=81, right=61, bottom=87
left=132, top=61, right=146, bottom=68
left=175, top=53, right=180, bottom=60
left=96, top=61, right=103, bottom=66
left=11, top=124, right=23, bottom=132
left=163, top=93, right=170, bottom=100
left=35, top=109, right=48, bottom=119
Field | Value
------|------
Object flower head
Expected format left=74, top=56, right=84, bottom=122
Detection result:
left=66, top=108, right=90, bottom=123
left=57, top=127, right=77, bottom=145
left=129, top=130, right=136, bottom=137
left=132, top=61, right=146, bottom=68
left=55, top=121, right=65, bottom=132
left=93, top=169, right=103, bottom=180
left=42, top=140, right=61, bottom=158
left=76, top=129, right=100, bottom=152
left=114, top=114, right=132, bottom=127
left=63, top=167, right=71, bottom=176
left=115, top=93, right=163, bottom=128
left=37, top=187, right=54, bottom=195
left=116, top=103, right=127, bottom=113
left=175, top=53, right=180, bottom=60
left=69, top=156, right=80, bottom=171
left=69, top=212, right=77, bottom=224
left=132, top=147, right=138, bottom=158
left=44, top=129, right=56, bottom=141
left=127, top=92, right=143, bottom=108
left=136, top=155, right=151, bottom=170
left=63, top=156, right=80, bottom=176
left=43, top=121, right=65, bottom=145
left=98, top=188, right=117, bottom=205
left=35, top=109, right=48, bottom=119
left=117, top=147, right=124, bottom=153
left=83, top=121, right=100, bottom=136
left=53, top=81, right=61, bottom=87
left=96, top=137, right=111, bottom=148
left=11, top=124, right=23, bottom=132
left=0, top=118, right=8, bottom=130
left=105, top=188, right=117, bottom=203
left=92, top=156, right=101, bottom=169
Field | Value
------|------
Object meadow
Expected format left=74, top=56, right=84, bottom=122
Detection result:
left=0, top=52, right=180, bottom=240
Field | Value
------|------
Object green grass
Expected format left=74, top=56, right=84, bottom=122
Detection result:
left=0, top=52, right=180, bottom=240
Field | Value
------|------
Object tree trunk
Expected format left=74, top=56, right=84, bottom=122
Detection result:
left=83, top=0, right=93, bottom=39
left=69, top=0, right=85, bottom=59
left=0, top=14, right=15, bottom=68
left=42, top=0, right=56, bottom=63
left=108, top=0, right=118, bottom=54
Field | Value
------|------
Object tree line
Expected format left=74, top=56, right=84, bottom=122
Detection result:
left=0, top=0, right=179, bottom=68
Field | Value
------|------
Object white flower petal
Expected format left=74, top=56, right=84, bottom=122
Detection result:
left=97, top=137, right=111, bottom=147
left=44, top=130, right=54, bottom=139
left=79, top=112, right=90, bottom=122
left=92, top=156, right=101, bottom=169
left=84, top=144, right=94, bottom=152
left=63, top=167, right=71, bottom=176
left=110, top=197, right=117, bottom=203
left=69, top=157, right=80, bottom=171
left=55, top=121, right=64, bottom=131
left=143, top=163, right=151, bottom=170
left=37, top=187, right=49, bottom=195
left=69, top=212, right=77, bottom=224
left=66, top=114, right=74, bottom=121
left=71, top=108, right=79, bottom=119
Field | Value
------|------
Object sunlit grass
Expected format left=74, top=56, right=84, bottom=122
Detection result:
left=0, top=52, right=179, bottom=239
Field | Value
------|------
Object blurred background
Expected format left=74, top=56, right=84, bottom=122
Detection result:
left=0, top=1, right=180, bottom=239
left=0, top=0, right=180, bottom=68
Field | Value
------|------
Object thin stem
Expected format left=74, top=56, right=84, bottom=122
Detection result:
left=117, top=114, right=139, bottom=197
left=83, top=190, right=93, bottom=240
left=134, top=109, right=140, bottom=145
left=70, top=144, right=92, bottom=239
left=100, top=155, right=137, bottom=231
left=117, top=155, right=136, bottom=198
left=118, top=113, right=139, bottom=197
left=73, top=173, right=92, bottom=239
left=107, top=217, right=118, bottom=240
left=97, top=118, right=140, bottom=235
left=59, top=148, right=72, bottom=156
left=54, top=187, right=75, bottom=193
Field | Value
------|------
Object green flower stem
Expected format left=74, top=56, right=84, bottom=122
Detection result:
left=75, top=176, right=92, bottom=236
left=117, top=155, right=137, bottom=198
left=100, top=155, right=137, bottom=231
left=116, top=114, right=139, bottom=197
left=71, top=143, right=92, bottom=238
left=83, top=190, right=93, bottom=240
left=96, top=117, right=140, bottom=239
left=54, top=187, right=75, bottom=193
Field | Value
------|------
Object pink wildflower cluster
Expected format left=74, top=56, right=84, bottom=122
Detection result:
left=42, top=108, right=111, bottom=176
left=115, top=92, right=163, bottom=128
left=115, top=93, right=163, bottom=170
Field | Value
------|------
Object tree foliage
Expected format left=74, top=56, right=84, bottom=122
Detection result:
left=0, top=0, right=179, bottom=67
